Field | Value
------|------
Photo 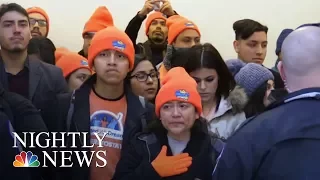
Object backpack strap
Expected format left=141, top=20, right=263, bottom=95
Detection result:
left=138, top=96, right=147, bottom=130
left=66, top=90, right=76, bottom=133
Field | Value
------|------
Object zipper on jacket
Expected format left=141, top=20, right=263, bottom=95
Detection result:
left=74, top=122, right=84, bottom=147
left=138, top=136, right=152, bottom=162
left=145, top=141, right=151, bottom=162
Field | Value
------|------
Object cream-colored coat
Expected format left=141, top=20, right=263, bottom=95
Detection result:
left=206, top=86, right=248, bottom=140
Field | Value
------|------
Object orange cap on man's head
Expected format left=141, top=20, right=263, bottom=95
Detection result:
left=55, top=47, right=70, bottom=62
left=155, top=67, right=202, bottom=117
left=82, top=6, right=114, bottom=37
left=88, top=26, right=135, bottom=70
left=168, top=19, right=201, bottom=45
left=145, top=12, right=167, bottom=35
left=26, top=7, right=50, bottom=36
left=166, top=15, right=186, bottom=29
left=56, top=52, right=92, bottom=78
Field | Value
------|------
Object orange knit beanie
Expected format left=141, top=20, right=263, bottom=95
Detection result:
left=168, top=19, right=201, bottom=45
left=56, top=52, right=92, bottom=78
left=88, top=26, right=135, bottom=70
left=155, top=67, right=202, bottom=117
left=145, top=12, right=167, bottom=35
left=166, top=15, right=186, bottom=29
left=26, top=7, right=50, bottom=36
left=82, top=6, right=114, bottom=37
left=55, top=47, right=70, bottom=63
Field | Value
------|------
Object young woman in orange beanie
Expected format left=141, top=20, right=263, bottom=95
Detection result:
left=56, top=52, right=92, bottom=91
left=114, top=67, right=214, bottom=180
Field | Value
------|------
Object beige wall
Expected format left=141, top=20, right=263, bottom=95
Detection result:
left=11, top=0, right=320, bottom=67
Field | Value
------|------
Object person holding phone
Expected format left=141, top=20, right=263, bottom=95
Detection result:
left=125, top=0, right=178, bottom=66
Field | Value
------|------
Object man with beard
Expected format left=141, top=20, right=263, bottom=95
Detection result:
left=0, top=3, right=68, bottom=129
left=26, top=6, right=49, bottom=37
left=125, top=0, right=177, bottom=66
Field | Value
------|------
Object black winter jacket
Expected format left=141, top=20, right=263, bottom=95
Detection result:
left=113, top=121, right=214, bottom=180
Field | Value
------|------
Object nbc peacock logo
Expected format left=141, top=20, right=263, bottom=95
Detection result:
left=13, top=151, right=40, bottom=167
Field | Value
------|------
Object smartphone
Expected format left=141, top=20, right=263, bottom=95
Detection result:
left=153, top=0, right=163, bottom=11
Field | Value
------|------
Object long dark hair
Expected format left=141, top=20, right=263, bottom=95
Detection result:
left=126, top=54, right=160, bottom=103
left=171, top=43, right=236, bottom=98
left=243, top=82, right=268, bottom=117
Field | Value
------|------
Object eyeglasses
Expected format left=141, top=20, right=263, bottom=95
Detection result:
left=29, top=18, right=47, bottom=27
left=130, top=72, right=159, bottom=82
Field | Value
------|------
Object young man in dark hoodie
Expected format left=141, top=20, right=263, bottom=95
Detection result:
left=232, top=19, right=284, bottom=89
left=59, top=26, right=154, bottom=180
left=125, top=0, right=177, bottom=66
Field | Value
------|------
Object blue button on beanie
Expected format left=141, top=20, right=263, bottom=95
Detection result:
left=235, top=63, right=274, bottom=97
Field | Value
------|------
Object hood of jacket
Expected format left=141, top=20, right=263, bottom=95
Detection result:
left=227, top=85, right=248, bottom=114
left=214, top=85, right=248, bottom=118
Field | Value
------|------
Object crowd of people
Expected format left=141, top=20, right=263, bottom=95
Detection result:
left=0, top=1, right=320, bottom=180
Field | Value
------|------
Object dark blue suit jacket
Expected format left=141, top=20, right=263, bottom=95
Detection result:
left=212, top=88, right=320, bottom=180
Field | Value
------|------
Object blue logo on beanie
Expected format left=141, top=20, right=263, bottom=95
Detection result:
left=80, top=60, right=88, bottom=66
left=175, top=89, right=189, bottom=100
left=112, top=40, right=126, bottom=51
left=185, top=22, right=194, bottom=27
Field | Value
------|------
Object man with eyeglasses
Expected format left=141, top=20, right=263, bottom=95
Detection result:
left=26, top=6, right=49, bottom=37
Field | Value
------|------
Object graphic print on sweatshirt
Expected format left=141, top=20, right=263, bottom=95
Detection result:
left=89, top=90, right=127, bottom=180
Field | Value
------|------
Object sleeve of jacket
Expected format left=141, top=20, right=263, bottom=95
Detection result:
left=212, top=132, right=254, bottom=180
left=121, top=101, right=155, bottom=151
left=51, top=92, right=72, bottom=132
left=125, top=13, right=146, bottom=50
left=4, top=91, right=52, bottom=180
left=5, top=91, right=47, bottom=132
left=113, top=138, right=161, bottom=180
left=124, top=10, right=179, bottom=43
left=54, top=66, right=69, bottom=93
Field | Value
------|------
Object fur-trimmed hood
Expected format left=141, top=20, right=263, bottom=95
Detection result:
left=214, top=85, right=248, bottom=119
left=207, top=86, right=248, bottom=140
left=227, top=85, right=248, bottom=114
